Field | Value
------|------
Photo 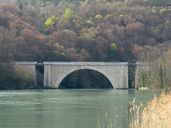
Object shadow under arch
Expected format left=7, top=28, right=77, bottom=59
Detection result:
left=58, top=69, right=113, bottom=89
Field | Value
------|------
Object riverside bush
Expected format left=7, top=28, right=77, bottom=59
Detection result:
left=0, top=64, right=35, bottom=89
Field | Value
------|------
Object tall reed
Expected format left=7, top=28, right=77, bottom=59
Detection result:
left=130, top=92, right=171, bottom=128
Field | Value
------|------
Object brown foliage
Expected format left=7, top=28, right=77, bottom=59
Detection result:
left=20, top=29, right=37, bottom=41
left=127, top=22, right=145, bottom=32
left=49, top=30, right=79, bottom=48
left=0, top=3, right=21, bottom=16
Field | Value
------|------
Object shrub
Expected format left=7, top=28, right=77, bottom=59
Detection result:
left=63, top=8, right=73, bottom=19
left=44, top=15, right=59, bottom=28
left=0, top=64, right=35, bottom=89
left=110, top=43, right=117, bottom=51
left=160, top=8, right=167, bottom=14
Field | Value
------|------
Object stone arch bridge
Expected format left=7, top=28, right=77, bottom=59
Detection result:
left=44, top=62, right=128, bottom=89
left=10, top=62, right=130, bottom=89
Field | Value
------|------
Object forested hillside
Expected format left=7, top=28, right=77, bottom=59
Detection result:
left=0, top=0, right=171, bottom=62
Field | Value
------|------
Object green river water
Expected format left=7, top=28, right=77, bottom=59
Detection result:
left=0, top=89, right=160, bottom=128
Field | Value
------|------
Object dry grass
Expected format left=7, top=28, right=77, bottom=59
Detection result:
left=130, top=92, right=171, bottom=128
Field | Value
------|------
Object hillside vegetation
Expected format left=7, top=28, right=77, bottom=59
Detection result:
left=0, top=0, right=171, bottom=62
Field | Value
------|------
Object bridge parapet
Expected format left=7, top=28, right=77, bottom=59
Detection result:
left=44, top=62, right=128, bottom=66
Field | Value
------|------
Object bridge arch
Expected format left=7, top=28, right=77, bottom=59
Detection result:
left=58, top=69, right=114, bottom=89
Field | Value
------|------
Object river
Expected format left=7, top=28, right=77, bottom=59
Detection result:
left=0, top=89, right=160, bottom=128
